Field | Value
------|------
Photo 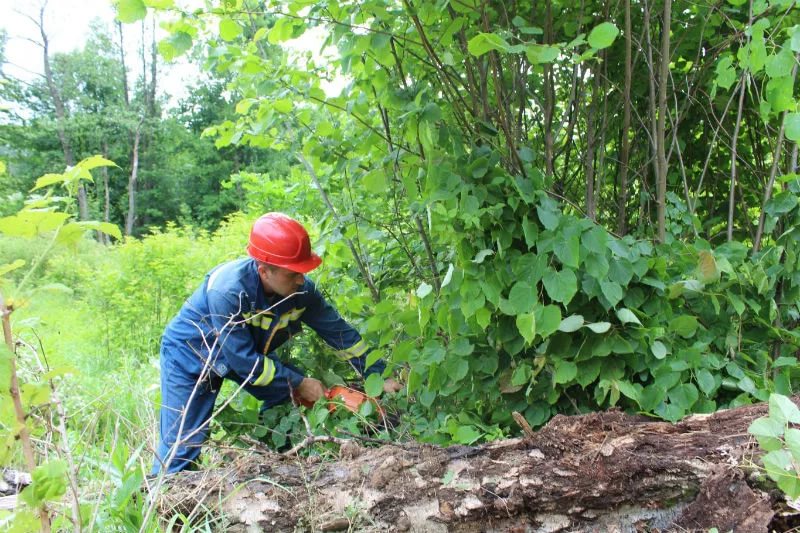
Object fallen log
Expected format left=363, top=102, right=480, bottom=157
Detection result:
left=150, top=399, right=800, bottom=532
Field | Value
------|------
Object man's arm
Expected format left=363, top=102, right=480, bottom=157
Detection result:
left=300, top=280, right=388, bottom=378
left=207, top=289, right=305, bottom=388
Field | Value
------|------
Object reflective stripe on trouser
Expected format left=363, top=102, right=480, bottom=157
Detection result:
left=152, top=348, right=302, bottom=475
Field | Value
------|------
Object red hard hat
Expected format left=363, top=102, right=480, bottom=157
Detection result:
left=246, top=213, right=322, bottom=273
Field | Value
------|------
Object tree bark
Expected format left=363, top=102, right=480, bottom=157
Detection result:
left=154, top=400, right=794, bottom=532
left=37, top=5, right=87, bottom=221
left=616, top=0, right=633, bottom=236
left=125, top=121, right=142, bottom=236
left=655, top=0, right=672, bottom=243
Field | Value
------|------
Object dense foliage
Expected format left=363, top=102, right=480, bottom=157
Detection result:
left=1, top=0, right=800, bottom=529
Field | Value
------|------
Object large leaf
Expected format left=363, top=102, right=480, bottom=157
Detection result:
left=516, top=313, right=536, bottom=344
left=115, top=0, right=147, bottom=22
left=587, top=22, right=619, bottom=49
left=785, top=113, right=800, bottom=142
left=769, top=394, right=800, bottom=424
left=467, top=33, right=511, bottom=57
left=616, top=308, right=641, bottom=326
left=508, top=281, right=536, bottom=315
left=542, top=268, right=578, bottom=305
left=219, top=18, right=243, bottom=41
left=536, top=304, right=562, bottom=339
left=553, top=360, right=577, bottom=384
left=0, top=211, right=69, bottom=237
left=526, top=44, right=560, bottom=64
left=558, top=314, right=584, bottom=332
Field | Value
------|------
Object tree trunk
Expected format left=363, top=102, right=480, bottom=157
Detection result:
left=655, top=0, right=672, bottom=243
left=100, top=141, right=111, bottom=245
left=616, top=0, right=633, bottom=236
left=37, top=5, right=87, bottom=221
left=153, top=400, right=795, bottom=532
left=116, top=21, right=130, bottom=106
left=584, top=64, right=598, bottom=221
left=125, top=122, right=142, bottom=236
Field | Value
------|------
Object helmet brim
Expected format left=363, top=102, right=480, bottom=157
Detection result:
left=275, top=253, right=322, bottom=274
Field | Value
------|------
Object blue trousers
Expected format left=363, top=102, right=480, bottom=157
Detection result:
left=152, top=342, right=299, bottom=475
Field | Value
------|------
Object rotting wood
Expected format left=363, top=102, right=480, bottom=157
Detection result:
left=151, top=398, right=800, bottom=532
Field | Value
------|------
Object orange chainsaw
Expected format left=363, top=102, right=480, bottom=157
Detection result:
left=292, top=385, right=386, bottom=417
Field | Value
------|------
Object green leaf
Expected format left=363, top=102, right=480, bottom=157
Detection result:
left=558, top=314, right=584, bottom=332
left=20, top=460, right=68, bottom=507
left=651, top=340, right=668, bottom=359
left=600, top=281, right=623, bottom=307
left=475, top=307, right=491, bottom=330
left=516, top=313, right=536, bottom=344
left=670, top=316, right=698, bottom=338
left=587, top=22, right=619, bottom=49
left=695, top=250, right=720, bottom=284
left=536, top=305, right=561, bottom=339
left=467, top=32, right=511, bottom=57
left=765, top=50, right=794, bottom=78
left=554, top=231, right=580, bottom=268
left=158, top=31, right=193, bottom=61
left=364, top=372, right=383, bottom=398
left=144, top=0, right=174, bottom=6
left=525, top=44, right=560, bottom=64
left=444, top=356, right=469, bottom=382
left=715, top=56, right=737, bottom=89
left=669, top=383, right=699, bottom=410
left=728, top=293, right=745, bottom=315
left=508, top=281, right=536, bottom=315
left=537, top=205, right=560, bottom=230
left=585, top=322, right=611, bottom=333
left=451, top=337, right=473, bottom=356
left=0, top=259, right=25, bottom=278
left=785, top=113, right=800, bottom=143
left=785, top=428, right=800, bottom=462
left=553, top=360, right=577, bottom=384
left=748, top=416, right=784, bottom=439
left=472, top=249, right=495, bottom=263
left=268, top=17, right=295, bottom=44
left=219, top=18, right=243, bottom=41
left=274, top=99, right=293, bottom=113
left=0, top=211, right=70, bottom=237
left=763, top=449, right=800, bottom=498
left=696, top=369, right=717, bottom=395
left=617, top=380, right=641, bottom=402
left=769, top=394, right=800, bottom=424
left=362, top=170, right=387, bottom=194
left=453, top=425, right=482, bottom=444
left=78, top=155, right=118, bottom=171
left=542, top=268, right=578, bottom=305
left=511, top=363, right=532, bottom=386
left=581, top=227, right=609, bottom=255
left=616, top=308, right=641, bottom=326
left=115, top=0, right=147, bottom=22
left=765, top=192, right=798, bottom=215
left=416, top=282, right=433, bottom=298
left=31, top=173, right=68, bottom=191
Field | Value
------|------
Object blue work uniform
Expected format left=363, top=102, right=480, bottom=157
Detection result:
left=152, top=258, right=384, bottom=474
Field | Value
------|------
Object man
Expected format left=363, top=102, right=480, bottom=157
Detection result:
left=152, top=212, right=400, bottom=474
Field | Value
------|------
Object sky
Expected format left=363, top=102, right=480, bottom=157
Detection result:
left=0, top=0, right=203, bottom=106
left=0, top=0, right=342, bottom=108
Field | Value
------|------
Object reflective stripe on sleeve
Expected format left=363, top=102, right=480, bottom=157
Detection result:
left=336, top=339, right=368, bottom=360
left=253, top=357, right=276, bottom=386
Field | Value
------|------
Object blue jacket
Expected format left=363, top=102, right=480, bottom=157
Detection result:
left=161, top=258, right=385, bottom=388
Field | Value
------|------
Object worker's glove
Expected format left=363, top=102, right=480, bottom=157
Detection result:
left=382, top=378, right=402, bottom=394
left=296, top=377, right=326, bottom=404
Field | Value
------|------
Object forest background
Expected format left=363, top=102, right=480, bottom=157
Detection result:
left=1, top=0, right=800, bottom=530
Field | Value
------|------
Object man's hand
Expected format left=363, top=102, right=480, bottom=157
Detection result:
left=296, top=377, right=326, bottom=404
left=383, top=377, right=402, bottom=394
